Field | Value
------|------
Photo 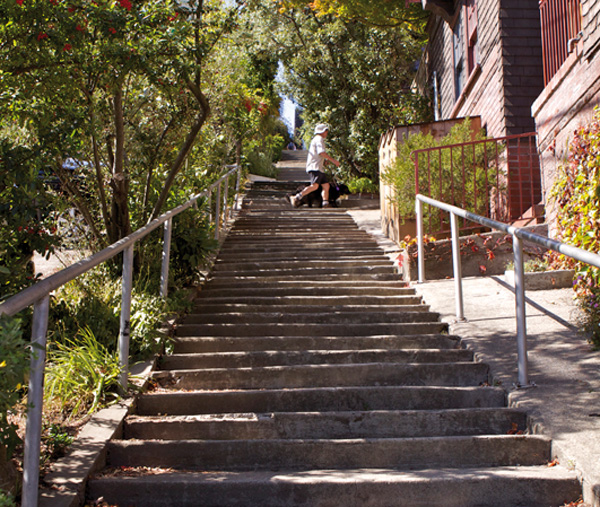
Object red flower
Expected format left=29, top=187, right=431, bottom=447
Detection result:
left=76, top=24, right=84, bottom=31
left=478, top=264, right=487, bottom=274
left=37, top=32, right=49, bottom=41
left=118, top=0, right=132, bottom=10
left=63, top=43, right=72, bottom=51
left=109, top=27, right=116, bottom=34
left=16, top=0, right=24, bottom=5
left=68, top=5, right=75, bottom=11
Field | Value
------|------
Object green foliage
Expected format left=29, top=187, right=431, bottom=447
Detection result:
left=382, top=119, right=494, bottom=229
left=347, top=177, right=378, bottom=194
left=49, top=269, right=121, bottom=352
left=0, top=141, right=58, bottom=301
left=41, top=423, right=74, bottom=463
left=246, top=2, right=429, bottom=181
left=44, top=327, right=123, bottom=419
left=549, top=109, right=600, bottom=347
left=0, top=491, right=16, bottom=507
left=505, top=257, right=550, bottom=273
left=0, top=316, right=29, bottom=458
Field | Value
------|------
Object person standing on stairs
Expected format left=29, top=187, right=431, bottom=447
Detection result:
left=289, top=123, right=340, bottom=208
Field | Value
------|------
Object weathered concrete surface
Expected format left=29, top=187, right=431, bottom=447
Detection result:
left=350, top=208, right=600, bottom=506
left=411, top=276, right=600, bottom=506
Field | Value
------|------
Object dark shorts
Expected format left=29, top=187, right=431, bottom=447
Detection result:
left=308, top=171, right=328, bottom=185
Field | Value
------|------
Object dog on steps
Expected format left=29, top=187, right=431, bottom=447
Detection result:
left=291, top=182, right=351, bottom=208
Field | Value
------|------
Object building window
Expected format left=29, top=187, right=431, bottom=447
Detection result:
left=453, top=12, right=465, bottom=100
left=466, top=0, right=478, bottom=74
left=539, top=0, right=582, bottom=85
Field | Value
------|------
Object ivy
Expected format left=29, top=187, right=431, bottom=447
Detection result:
left=549, top=108, right=600, bottom=347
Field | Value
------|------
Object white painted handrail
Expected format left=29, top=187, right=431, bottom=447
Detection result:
left=415, top=193, right=600, bottom=388
left=0, top=164, right=241, bottom=507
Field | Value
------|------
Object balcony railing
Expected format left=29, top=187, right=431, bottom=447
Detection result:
left=539, top=0, right=582, bottom=85
left=413, top=132, right=542, bottom=235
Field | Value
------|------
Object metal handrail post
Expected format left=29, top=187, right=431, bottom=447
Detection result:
left=22, top=295, right=50, bottom=507
left=222, top=175, right=229, bottom=228
left=208, top=189, right=212, bottom=222
left=513, top=234, right=530, bottom=386
left=234, top=166, right=241, bottom=211
left=159, top=218, right=173, bottom=298
left=416, top=198, right=425, bottom=283
left=450, top=211, right=466, bottom=321
left=214, top=182, right=221, bottom=241
left=119, top=244, right=134, bottom=389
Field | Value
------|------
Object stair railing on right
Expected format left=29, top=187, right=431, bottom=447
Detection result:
left=415, top=193, right=600, bottom=388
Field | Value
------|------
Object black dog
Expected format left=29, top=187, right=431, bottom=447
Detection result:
left=293, top=182, right=350, bottom=208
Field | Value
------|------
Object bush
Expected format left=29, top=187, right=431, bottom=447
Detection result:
left=381, top=119, right=496, bottom=230
left=347, top=177, right=379, bottom=195
left=0, top=141, right=58, bottom=302
left=44, top=327, right=123, bottom=420
left=0, top=316, right=29, bottom=458
left=548, top=108, right=600, bottom=347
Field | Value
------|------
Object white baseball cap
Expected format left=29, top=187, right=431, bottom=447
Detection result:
left=314, top=123, right=330, bottom=134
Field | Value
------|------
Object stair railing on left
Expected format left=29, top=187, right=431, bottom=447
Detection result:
left=0, top=164, right=241, bottom=507
left=415, top=193, right=600, bottom=389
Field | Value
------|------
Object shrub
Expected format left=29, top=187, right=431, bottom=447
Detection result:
left=0, top=141, right=58, bottom=301
left=381, top=119, right=496, bottom=230
left=44, top=327, right=123, bottom=419
left=548, top=108, right=600, bottom=347
left=348, top=177, right=379, bottom=195
left=0, top=316, right=29, bottom=458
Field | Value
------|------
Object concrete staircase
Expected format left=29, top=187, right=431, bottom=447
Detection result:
left=86, top=181, right=581, bottom=506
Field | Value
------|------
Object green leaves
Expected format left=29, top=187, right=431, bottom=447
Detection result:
left=0, top=315, right=29, bottom=457
left=248, top=3, right=428, bottom=180
left=549, top=108, right=600, bottom=347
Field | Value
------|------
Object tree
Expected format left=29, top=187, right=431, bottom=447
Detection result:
left=1, top=0, right=242, bottom=246
left=246, top=1, right=429, bottom=181
left=274, top=0, right=427, bottom=28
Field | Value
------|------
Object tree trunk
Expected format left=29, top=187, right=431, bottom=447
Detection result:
left=108, top=85, right=131, bottom=243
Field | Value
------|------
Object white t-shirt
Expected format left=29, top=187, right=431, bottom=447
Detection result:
left=306, top=135, right=326, bottom=173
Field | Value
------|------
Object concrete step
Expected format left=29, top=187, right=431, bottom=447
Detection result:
left=204, top=265, right=397, bottom=277
left=104, top=435, right=551, bottom=471
left=199, top=278, right=409, bottom=289
left=123, top=407, right=526, bottom=440
left=174, top=321, right=448, bottom=337
left=179, top=311, right=439, bottom=325
left=210, top=259, right=395, bottom=272
left=215, top=251, right=389, bottom=262
left=171, top=334, right=462, bottom=353
left=86, top=466, right=582, bottom=507
left=205, top=272, right=404, bottom=283
left=189, top=304, right=428, bottom=315
left=195, top=286, right=415, bottom=298
left=152, top=362, right=489, bottom=390
left=189, top=295, right=426, bottom=306
left=159, top=349, right=474, bottom=370
left=135, top=386, right=507, bottom=416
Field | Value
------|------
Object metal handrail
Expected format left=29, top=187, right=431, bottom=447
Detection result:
left=0, top=164, right=242, bottom=507
left=415, top=193, right=600, bottom=387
